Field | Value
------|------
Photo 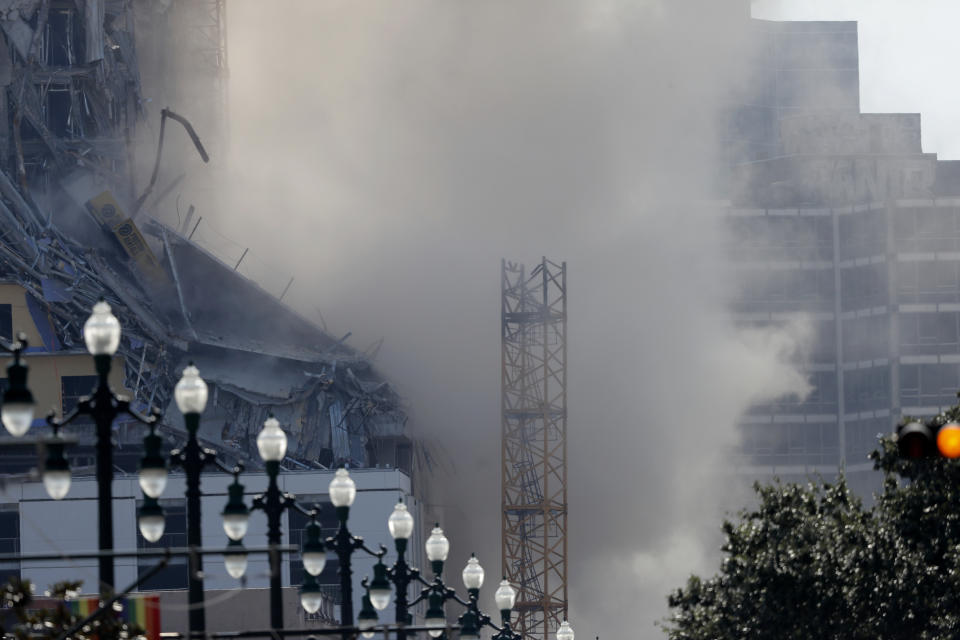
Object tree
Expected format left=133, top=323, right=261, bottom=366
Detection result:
left=664, top=432, right=960, bottom=640
left=0, top=578, right=145, bottom=640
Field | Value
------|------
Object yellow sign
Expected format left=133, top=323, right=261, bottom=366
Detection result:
left=86, top=191, right=166, bottom=282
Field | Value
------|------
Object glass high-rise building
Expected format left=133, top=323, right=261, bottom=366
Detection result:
left=724, top=18, right=960, bottom=495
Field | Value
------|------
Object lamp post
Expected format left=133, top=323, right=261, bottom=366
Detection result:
left=325, top=467, right=367, bottom=626
left=1, top=333, right=34, bottom=437
left=357, top=583, right=379, bottom=639
left=494, top=579, right=518, bottom=626
left=458, top=554, right=485, bottom=640
left=221, top=465, right=250, bottom=581
left=386, top=498, right=417, bottom=640
left=421, top=524, right=450, bottom=638
left=169, top=364, right=214, bottom=636
left=220, top=462, right=578, bottom=640
left=42, top=423, right=71, bottom=500
left=50, top=300, right=159, bottom=594
left=250, top=415, right=295, bottom=630
left=557, top=620, right=575, bottom=640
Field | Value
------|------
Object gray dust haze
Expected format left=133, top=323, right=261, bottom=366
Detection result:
left=193, top=1, right=813, bottom=637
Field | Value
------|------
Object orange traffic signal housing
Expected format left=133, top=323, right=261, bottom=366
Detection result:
left=897, top=420, right=960, bottom=459
left=938, top=423, right=960, bottom=458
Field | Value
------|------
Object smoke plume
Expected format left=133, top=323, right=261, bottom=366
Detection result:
left=164, top=0, right=815, bottom=636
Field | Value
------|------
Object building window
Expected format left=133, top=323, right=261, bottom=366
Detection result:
left=289, top=500, right=340, bottom=603
left=0, top=508, right=19, bottom=583
left=901, top=364, right=960, bottom=407
left=844, top=368, right=890, bottom=413
left=45, top=6, right=84, bottom=66
left=396, top=443, right=412, bottom=474
left=61, top=375, right=98, bottom=415
left=0, top=304, right=11, bottom=342
left=738, top=421, right=838, bottom=466
left=137, top=501, right=187, bottom=590
left=846, top=416, right=887, bottom=460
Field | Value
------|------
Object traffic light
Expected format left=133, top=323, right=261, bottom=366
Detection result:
left=897, top=419, right=960, bottom=459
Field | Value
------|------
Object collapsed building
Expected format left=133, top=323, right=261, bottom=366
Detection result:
left=0, top=0, right=417, bottom=479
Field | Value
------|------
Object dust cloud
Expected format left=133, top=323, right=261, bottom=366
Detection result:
left=198, top=1, right=813, bottom=637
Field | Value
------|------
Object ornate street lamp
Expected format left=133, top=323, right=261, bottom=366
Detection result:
left=222, top=468, right=250, bottom=541
left=459, top=608, right=480, bottom=640
left=251, top=414, right=296, bottom=630
left=169, top=363, right=215, bottom=636
left=300, top=573, right=323, bottom=614
left=357, top=587, right=379, bottom=639
left=387, top=498, right=417, bottom=640
left=50, top=300, right=159, bottom=593
left=494, top=579, right=517, bottom=625
left=83, top=300, right=121, bottom=356
left=369, top=559, right=392, bottom=611
left=557, top=619, right=575, bottom=640
left=324, top=467, right=369, bottom=626
left=301, top=513, right=327, bottom=576
left=223, top=539, right=248, bottom=580
left=138, top=496, right=165, bottom=543
left=42, top=424, right=70, bottom=500
left=424, top=592, right=446, bottom=637
left=329, top=466, right=357, bottom=509
left=1, top=334, right=33, bottom=437
left=138, top=423, right=167, bottom=499
left=457, top=554, right=486, bottom=640
left=256, top=415, right=287, bottom=462
left=220, top=469, right=248, bottom=583
left=463, top=554, right=485, bottom=593
left=425, top=524, right=450, bottom=576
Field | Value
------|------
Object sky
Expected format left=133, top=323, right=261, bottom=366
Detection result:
left=753, top=0, right=960, bottom=158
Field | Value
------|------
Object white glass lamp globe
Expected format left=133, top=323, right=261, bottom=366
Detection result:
left=425, top=615, right=445, bottom=637
left=83, top=301, right=121, bottom=356
left=302, top=520, right=327, bottom=577
left=358, top=597, right=378, bottom=637
left=425, top=524, right=450, bottom=562
left=328, top=468, right=357, bottom=507
left=462, top=554, right=485, bottom=590
left=303, top=551, right=326, bottom=577
left=388, top=501, right=414, bottom=540
left=495, top=579, right=517, bottom=612
left=1, top=403, right=33, bottom=437
left=300, top=584, right=323, bottom=614
left=224, top=547, right=248, bottom=579
left=301, top=592, right=322, bottom=614
left=138, top=466, right=168, bottom=499
left=257, top=416, right=287, bottom=462
left=175, top=365, right=208, bottom=414
left=43, top=469, right=71, bottom=500
left=556, top=620, right=574, bottom=640
left=139, top=513, right=165, bottom=543
left=222, top=512, right=249, bottom=542
left=369, top=586, right=391, bottom=611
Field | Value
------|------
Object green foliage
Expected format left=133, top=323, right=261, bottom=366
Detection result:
left=0, top=578, right=145, bottom=640
left=664, top=434, right=960, bottom=640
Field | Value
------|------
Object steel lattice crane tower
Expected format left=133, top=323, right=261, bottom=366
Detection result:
left=501, top=258, right=568, bottom=640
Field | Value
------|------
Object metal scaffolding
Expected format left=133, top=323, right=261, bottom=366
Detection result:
left=501, top=257, right=568, bottom=640
left=173, top=0, right=230, bottom=147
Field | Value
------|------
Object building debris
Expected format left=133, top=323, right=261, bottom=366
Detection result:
left=0, top=0, right=416, bottom=477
